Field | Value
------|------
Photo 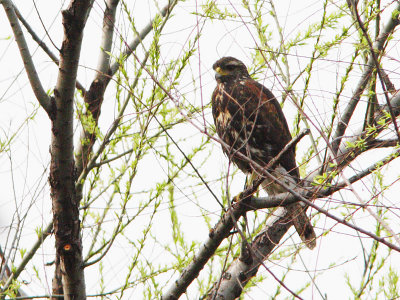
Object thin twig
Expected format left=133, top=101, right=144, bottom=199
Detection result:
left=2, top=222, right=53, bottom=293
left=331, top=1, right=400, bottom=154
left=352, top=3, right=400, bottom=144
left=109, top=1, right=178, bottom=76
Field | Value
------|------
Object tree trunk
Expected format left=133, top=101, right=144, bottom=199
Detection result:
left=49, top=1, right=94, bottom=298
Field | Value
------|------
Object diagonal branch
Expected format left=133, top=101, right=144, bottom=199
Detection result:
left=331, top=1, right=400, bottom=155
left=12, top=4, right=86, bottom=95
left=109, top=1, right=178, bottom=76
left=351, top=2, right=400, bottom=143
left=206, top=145, right=400, bottom=299
left=74, top=0, right=178, bottom=182
left=74, top=0, right=120, bottom=179
left=1, top=223, right=53, bottom=292
left=96, top=0, right=119, bottom=76
left=163, top=140, right=400, bottom=300
left=1, top=0, right=52, bottom=116
left=162, top=87, right=400, bottom=299
left=161, top=181, right=257, bottom=299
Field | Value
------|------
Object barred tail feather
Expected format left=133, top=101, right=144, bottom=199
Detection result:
left=261, top=167, right=316, bottom=250
left=291, top=204, right=316, bottom=249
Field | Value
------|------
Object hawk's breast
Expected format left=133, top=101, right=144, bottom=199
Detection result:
left=212, top=76, right=299, bottom=179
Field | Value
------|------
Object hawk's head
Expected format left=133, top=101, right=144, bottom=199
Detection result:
left=213, top=57, right=249, bottom=82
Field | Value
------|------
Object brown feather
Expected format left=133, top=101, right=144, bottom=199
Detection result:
left=212, top=72, right=298, bottom=178
left=211, top=56, right=316, bottom=249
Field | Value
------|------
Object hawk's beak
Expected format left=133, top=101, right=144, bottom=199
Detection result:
left=214, top=66, right=227, bottom=80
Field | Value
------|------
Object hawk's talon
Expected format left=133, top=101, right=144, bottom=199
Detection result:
left=232, top=193, right=243, bottom=203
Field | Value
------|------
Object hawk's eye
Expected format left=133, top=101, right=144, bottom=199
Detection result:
left=225, top=65, right=235, bottom=71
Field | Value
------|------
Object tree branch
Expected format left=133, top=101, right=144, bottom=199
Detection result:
left=74, top=0, right=178, bottom=182
left=2, top=223, right=53, bottom=293
left=1, top=0, right=52, bottom=116
left=162, top=88, right=400, bottom=299
left=109, top=0, right=178, bottom=76
left=207, top=146, right=400, bottom=299
left=351, top=2, right=400, bottom=143
left=49, top=0, right=94, bottom=298
left=336, top=92, right=400, bottom=167
left=161, top=184, right=256, bottom=299
left=96, top=0, right=119, bottom=75
left=12, top=4, right=86, bottom=95
left=74, top=0, right=120, bottom=180
left=331, top=1, right=400, bottom=154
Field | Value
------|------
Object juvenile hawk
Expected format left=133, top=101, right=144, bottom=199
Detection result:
left=211, top=56, right=316, bottom=249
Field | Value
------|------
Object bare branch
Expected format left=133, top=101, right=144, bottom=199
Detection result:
left=109, top=0, right=178, bottom=76
left=75, top=0, right=178, bottom=180
left=96, top=0, right=119, bottom=75
left=331, top=2, right=400, bottom=154
left=1, top=0, right=52, bottom=116
left=250, top=144, right=400, bottom=211
left=336, top=92, right=400, bottom=167
left=74, top=0, right=121, bottom=179
left=13, top=4, right=86, bottom=95
left=351, top=2, right=400, bottom=143
left=2, top=223, right=53, bottom=292
left=161, top=187, right=254, bottom=299
left=376, top=85, right=400, bottom=118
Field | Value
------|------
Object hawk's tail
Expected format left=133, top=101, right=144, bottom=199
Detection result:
left=261, top=171, right=316, bottom=249
left=290, top=203, right=316, bottom=250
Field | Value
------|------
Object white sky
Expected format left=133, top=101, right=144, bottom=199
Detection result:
left=1, top=0, right=400, bottom=299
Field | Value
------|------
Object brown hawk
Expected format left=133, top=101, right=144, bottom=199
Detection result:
left=211, top=56, right=316, bottom=249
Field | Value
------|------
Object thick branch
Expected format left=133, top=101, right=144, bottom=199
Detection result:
left=13, top=4, right=86, bottom=95
left=75, top=52, right=150, bottom=187
left=162, top=87, right=400, bottom=299
left=50, top=0, right=94, bottom=298
left=74, top=0, right=177, bottom=182
left=331, top=2, right=400, bottom=154
left=161, top=184, right=256, bottom=300
left=1, top=0, right=52, bottom=116
left=97, top=0, right=119, bottom=75
left=74, top=0, right=120, bottom=180
left=208, top=147, right=400, bottom=299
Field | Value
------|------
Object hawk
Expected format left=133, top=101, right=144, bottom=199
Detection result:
left=211, top=56, right=316, bottom=249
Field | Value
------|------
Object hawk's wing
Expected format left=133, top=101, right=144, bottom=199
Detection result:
left=238, top=79, right=300, bottom=179
left=212, top=75, right=316, bottom=249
